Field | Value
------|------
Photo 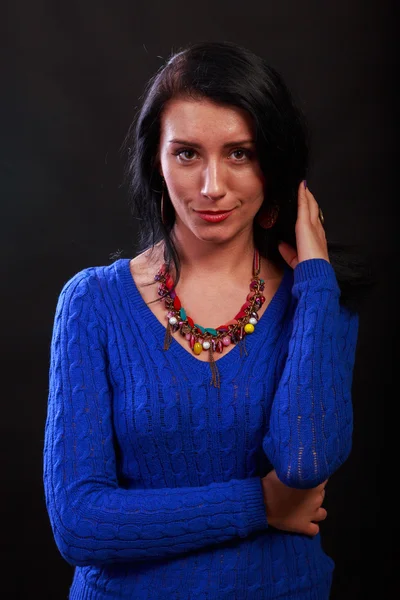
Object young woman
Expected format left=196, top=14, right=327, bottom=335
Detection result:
left=43, top=41, right=370, bottom=599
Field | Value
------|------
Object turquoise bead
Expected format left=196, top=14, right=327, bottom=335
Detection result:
left=195, top=324, right=206, bottom=333
left=180, top=307, right=187, bottom=320
left=205, top=328, right=217, bottom=335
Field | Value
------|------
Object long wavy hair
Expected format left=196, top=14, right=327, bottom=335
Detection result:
left=120, top=41, right=376, bottom=312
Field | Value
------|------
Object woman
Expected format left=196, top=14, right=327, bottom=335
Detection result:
left=44, top=41, right=369, bottom=599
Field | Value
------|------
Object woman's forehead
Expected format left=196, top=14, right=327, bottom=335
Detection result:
left=160, top=97, right=255, bottom=143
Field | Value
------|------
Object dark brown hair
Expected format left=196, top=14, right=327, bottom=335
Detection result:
left=121, top=41, right=376, bottom=312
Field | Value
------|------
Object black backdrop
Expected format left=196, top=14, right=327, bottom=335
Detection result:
left=3, top=2, right=398, bottom=598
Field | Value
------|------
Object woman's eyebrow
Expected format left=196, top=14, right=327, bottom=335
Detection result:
left=168, top=138, right=256, bottom=148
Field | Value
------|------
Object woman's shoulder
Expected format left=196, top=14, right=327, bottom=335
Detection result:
left=57, top=262, right=112, bottom=297
left=55, top=258, right=129, bottom=317
left=58, top=245, right=164, bottom=316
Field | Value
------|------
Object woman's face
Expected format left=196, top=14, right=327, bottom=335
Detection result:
left=158, top=97, right=266, bottom=244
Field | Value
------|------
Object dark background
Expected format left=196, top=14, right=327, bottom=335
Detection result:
left=3, top=1, right=397, bottom=598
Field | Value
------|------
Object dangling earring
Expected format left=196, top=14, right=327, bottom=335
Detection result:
left=256, top=205, right=279, bottom=229
left=160, top=177, right=169, bottom=226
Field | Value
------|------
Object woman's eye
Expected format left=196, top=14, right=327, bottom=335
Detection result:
left=231, top=149, right=247, bottom=160
left=176, top=149, right=197, bottom=161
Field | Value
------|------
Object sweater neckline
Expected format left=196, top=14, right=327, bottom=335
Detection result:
left=115, top=257, right=293, bottom=377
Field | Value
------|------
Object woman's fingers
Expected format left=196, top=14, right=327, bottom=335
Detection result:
left=277, top=240, right=298, bottom=269
left=294, top=181, right=330, bottom=263
left=297, top=180, right=310, bottom=223
left=304, top=184, right=320, bottom=224
left=307, top=522, right=320, bottom=536
left=315, top=507, right=328, bottom=521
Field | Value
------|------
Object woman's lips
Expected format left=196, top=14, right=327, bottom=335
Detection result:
left=195, top=208, right=235, bottom=222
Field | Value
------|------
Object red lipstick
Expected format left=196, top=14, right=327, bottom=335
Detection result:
left=195, top=209, right=235, bottom=223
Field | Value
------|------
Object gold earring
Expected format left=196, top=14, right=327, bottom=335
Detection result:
left=160, top=178, right=173, bottom=226
left=160, top=178, right=166, bottom=226
left=257, top=205, right=279, bottom=229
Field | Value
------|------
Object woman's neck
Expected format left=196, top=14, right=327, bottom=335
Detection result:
left=169, top=224, right=258, bottom=284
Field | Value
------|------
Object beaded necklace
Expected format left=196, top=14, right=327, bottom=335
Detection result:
left=154, top=248, right=266, bottom=388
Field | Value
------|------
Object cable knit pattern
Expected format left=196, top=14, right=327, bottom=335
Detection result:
left=43, top=257, right=359, bottom=599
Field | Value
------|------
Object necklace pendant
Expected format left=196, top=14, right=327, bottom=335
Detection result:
left=215, top=339, right=223, bottom=353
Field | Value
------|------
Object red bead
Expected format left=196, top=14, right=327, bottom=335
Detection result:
left=247, top=292, right=255, bottom=301
left=165, top=276, right=174, bottom=290
left=187, top=316, right=194, bottom=328
left=240, top=301, right=251, bottom=311
left=190, top=334, right=195, bottom=349
left=234, top=310, right=247, bottom=320
left=173, top=296, right=181, bottom=310
left=216, top=340, right=223, bottom=353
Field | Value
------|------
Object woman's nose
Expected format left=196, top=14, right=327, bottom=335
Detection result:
left=201, top=162, right=226, bottom=201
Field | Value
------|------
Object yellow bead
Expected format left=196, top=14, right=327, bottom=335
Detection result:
left=244, top=323, right=255, bottom=334
left=193, top=342, right=203, bottom=355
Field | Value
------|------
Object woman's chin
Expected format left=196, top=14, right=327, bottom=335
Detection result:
left=173, top=215, right=249, bottom=245
left=191, top=225, right=243, bottom=245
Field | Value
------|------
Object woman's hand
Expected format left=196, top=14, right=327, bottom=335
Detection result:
left=261, top=469, right=328, bottom=536
left=278, top=181, right=330, bottom=268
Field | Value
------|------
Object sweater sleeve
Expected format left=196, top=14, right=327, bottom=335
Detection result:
left=262, top=258, right=359, bottom=489
left=43, top=270, right=268, bottom=567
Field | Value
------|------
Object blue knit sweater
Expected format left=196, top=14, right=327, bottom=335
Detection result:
left=43, top=257, right=359, bottom=599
